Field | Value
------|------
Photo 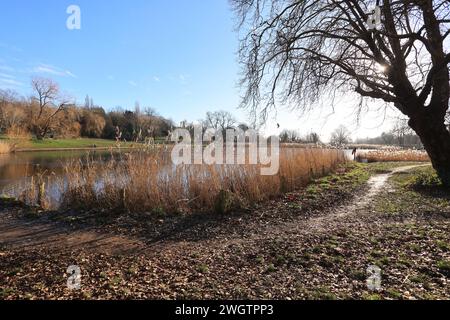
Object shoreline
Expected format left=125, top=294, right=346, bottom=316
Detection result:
left=11, top=146, right=144, bottom=153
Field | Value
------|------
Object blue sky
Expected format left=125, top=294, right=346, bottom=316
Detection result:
left=0, top=0, right=399, bottom=140
left=0, top=0, right=243, bottom=121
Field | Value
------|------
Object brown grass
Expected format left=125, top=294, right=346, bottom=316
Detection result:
left=357, top=149, right=430, bottom=162
left=0, top=141, right=13, bottom=154
left=6, top=125, right=32, bottom=140
left=23, top=147, right=346, bottom=214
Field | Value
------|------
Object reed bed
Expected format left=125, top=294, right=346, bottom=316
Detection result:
left=22, top=147, right=346, bottom=215
left=0, top=141, right=12, bottom=154
left=358, top=149, right=430, bottom=162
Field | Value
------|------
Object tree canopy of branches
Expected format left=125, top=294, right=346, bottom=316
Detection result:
left=280, top=129, right=301, bottom=143
left=279, top=129, right=321, bottom=143
left=330, top=125, right=352, bottom=146
left=30, top=78, right=72, bottom=139
left=307, top=132, right=321, bottom=143
left=232, top=0, right=450, bottom=185
left=202, top=110, right=237, bottom=133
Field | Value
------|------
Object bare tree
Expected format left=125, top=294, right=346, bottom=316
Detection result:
left=141, top=106, right=159, bottom=140
left=84, top=95, right=90, bottom=109
left=203, top=110, right=237, bottom=133
left=0, top=89, right=18, bottom=104
left=280, top=129, right=300, bottom=143
left=30, top=78, right=71, bottom=139
left=143, top=107, right=157, bottom=118
left=0, top=89, right=23, bottom=132
left=392, top=118, right=413, bottom=147
left=330, top=125, right=351, bottom=146
left=306, top=132, right=321, bottom=143
left=381, top=132, right=395, bottom=145
left=232, top=0, right=450, bottom=184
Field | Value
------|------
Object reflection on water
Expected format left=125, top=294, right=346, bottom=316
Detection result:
left=0, top=150, right=122, bottom=201
left=1, top=147, right=346, bottom=209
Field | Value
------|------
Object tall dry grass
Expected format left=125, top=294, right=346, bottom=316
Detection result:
left=6, top=125, right=32, bottom=140
left=357, top=149, right=430, bottom=162
left=23, top=147, right=346, bottom=214
left=0, top=141, right=13, bottom=154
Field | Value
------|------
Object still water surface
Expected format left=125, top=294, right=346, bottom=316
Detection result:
left=0, top=150, right=122, bottom=198
left=0, top=148, right=355, bottom=206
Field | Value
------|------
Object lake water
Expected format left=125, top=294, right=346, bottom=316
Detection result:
left=0, top=148, right=357, bottom=192
left=0, top=150, right=123, bottom=200
left=0, top=147, right=351, bottom=208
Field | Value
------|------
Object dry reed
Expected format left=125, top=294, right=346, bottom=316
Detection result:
left=358, top=149, right=430, bottom=162
left=0, top=141, right=12, bottom=154
left=23, top=147, right=346, bottom=214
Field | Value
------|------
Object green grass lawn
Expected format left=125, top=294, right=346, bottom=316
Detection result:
left=0, top=136, right=141, bottom=150
left=23, top=138, right=132, bottom=149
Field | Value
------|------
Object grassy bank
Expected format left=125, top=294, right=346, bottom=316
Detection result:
left=0, top=136, right=147, bottom=151
left=373, top=165, right=449, bottom=215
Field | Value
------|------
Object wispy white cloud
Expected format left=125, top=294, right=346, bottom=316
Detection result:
left=107, top=75, right=115, bottom=81
left=0, top=73, right=15, bottom=79
left=65, top=70, right=77, bottom=78
left=0, top=78, right=24, bottom=87
left=128, top=80, right=138, bottom=87
left=153, top=76, right=160, bottom=82
left=33, top=64, right=77, bottom=78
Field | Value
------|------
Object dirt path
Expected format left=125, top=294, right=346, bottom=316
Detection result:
left=235, top=164, right=430, bottom=240
left=0, top=165, right=426, bottom=255
left=333, top=164, right=429, bottom=217
left=0, top=212, right=145, bottom=255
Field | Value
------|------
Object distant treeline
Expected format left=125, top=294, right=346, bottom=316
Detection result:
left=0, top=78, right=255, bottom=143
left=356, top=120, right=423, bottom=149
left=279, top=129, right=321, bottom=144
left=0, top=79, right=174, bottom=141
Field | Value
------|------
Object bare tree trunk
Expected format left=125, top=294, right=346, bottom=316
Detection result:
left=410, top=113, right=450, bottom=186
